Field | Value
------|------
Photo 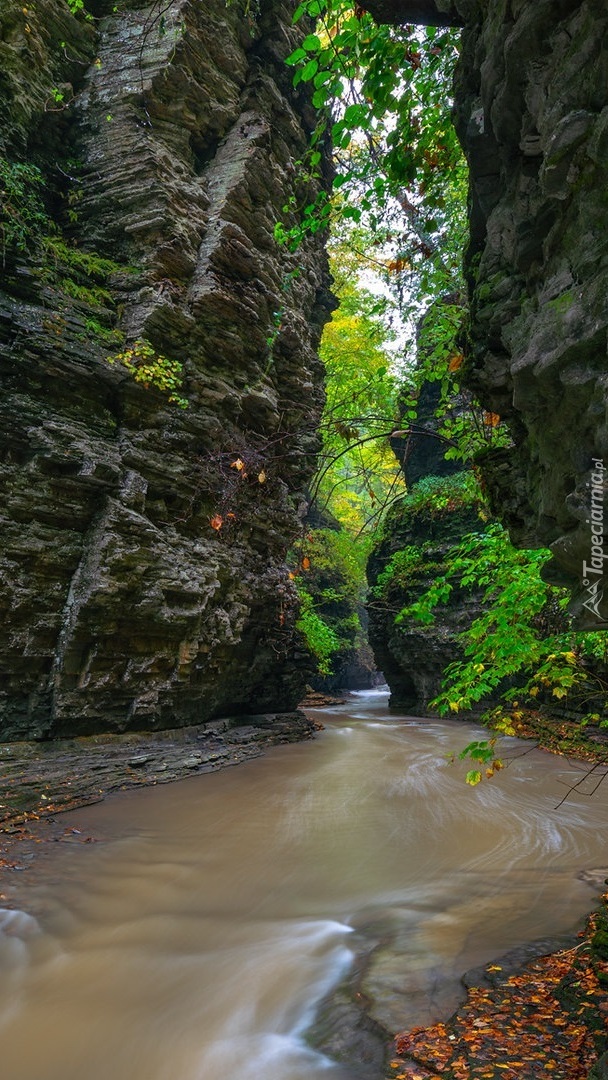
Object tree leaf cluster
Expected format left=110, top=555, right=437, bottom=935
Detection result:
left=279, top=0, right=467, bottom=317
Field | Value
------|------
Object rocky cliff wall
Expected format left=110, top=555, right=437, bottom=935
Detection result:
left=367, top=495, right=486, bottom=713
left=0, top=0, right=332, bottom=738
left=365, top=0, right=608, bottom=628
left=366, top=376, right=488, bottom=714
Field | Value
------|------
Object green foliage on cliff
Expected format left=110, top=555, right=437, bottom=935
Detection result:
left=108, top=339, right=188, bottom=408
left=293, top=526, right=371, bottom=678
left=397, top=471, right=482, bottom=517
left=0, top=157, right=49, bottom=257
left=398, top=520, right=608, bottom=747
left=295, top=585, right=342, bottom=676
left=0, top=150, right=187, bottom=407
left=0, top=154, right=121, bottom=291
left=370, top=545, right=425, bottom=600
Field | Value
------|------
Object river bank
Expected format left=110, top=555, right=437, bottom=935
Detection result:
left=306, top=898, right=608, bottom=1080
left=386, top=899, right=608, bottom=1080
left=0, top=710, right=318, bottom=867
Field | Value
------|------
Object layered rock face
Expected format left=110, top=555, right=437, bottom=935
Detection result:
left=366, top=0, right=608, bottom=627
left=0, top=0, right=332, bottom=738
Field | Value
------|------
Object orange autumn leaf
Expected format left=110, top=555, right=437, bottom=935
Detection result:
left=231, top=457, right=246, bottom=472
left=448, top=352, right=464, bottom=372
left=301, top=556, right=311, bottom=570
left=210, top=514, right=223, bottom=530
left=482, top=411, right=501, bottom=427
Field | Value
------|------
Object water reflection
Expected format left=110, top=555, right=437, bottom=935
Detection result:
left=0, top=692, right=606, bottom=1080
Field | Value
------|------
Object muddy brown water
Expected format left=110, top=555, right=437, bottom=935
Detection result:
left=0, top=691, right=607, bottom=1080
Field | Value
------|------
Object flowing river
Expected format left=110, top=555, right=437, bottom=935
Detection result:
left=1, top=691, right=607, bottom=1080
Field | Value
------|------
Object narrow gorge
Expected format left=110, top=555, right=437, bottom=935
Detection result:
left=1, top=2, right=608, bottom=1079
left=2, top=0, right=607, bottom=737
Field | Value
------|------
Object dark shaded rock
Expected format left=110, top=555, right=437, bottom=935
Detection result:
left=0, top=0, right=332, bottom=738
left=452, top=0, right=608, bottom=627
left=367, top=494, right=487, bottom=713
left=306, top=984, right=389, bottom=1080
left=363, top=0, right=463, bottom=27
left=306, top=927, right=393, bottom=1079
left=462, top=934, right=579, bottom=992
left=589, top=1053, right=608, bottom=1080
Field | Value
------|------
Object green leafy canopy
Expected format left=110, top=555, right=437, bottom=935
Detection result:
left=279, top=0, right=467, bottom=315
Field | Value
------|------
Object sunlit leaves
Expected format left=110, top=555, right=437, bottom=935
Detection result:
left=313, top=237, right=404, bottom=531
left=465, top=770, right=482, bottom=786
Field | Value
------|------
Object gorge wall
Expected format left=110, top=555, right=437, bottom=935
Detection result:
left=0, top=0, right=332, bottom=739
left=366, top=377, right=489, bottom=714
left=366, top=0, right=608, bottom=628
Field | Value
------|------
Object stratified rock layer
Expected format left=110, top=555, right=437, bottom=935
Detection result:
left=0, top=0, right=332, bottom=738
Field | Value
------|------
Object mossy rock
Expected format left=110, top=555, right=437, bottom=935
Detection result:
left=591, top=918, right=608, bottom=961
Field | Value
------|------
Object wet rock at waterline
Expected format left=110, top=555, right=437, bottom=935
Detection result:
left=0, top=711, right=316, bottom=827
left=0, top=0, right=332, bottom=739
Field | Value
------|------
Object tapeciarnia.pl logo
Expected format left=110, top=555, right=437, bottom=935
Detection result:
left=582, top=458, right=606, bottom=620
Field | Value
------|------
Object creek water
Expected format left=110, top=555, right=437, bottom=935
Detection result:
left=1, top=691, right=607, bottom=1080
